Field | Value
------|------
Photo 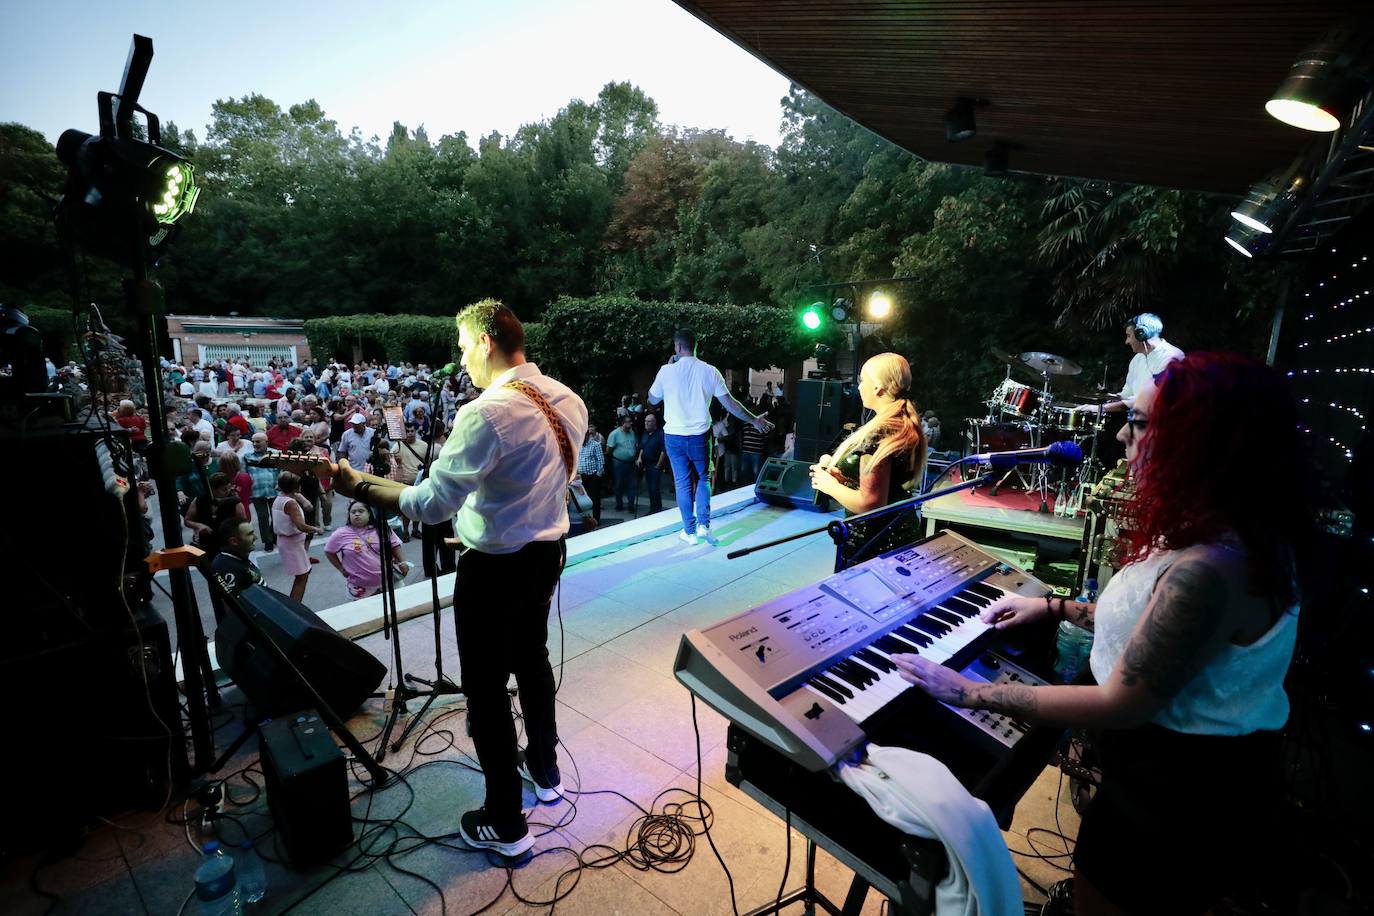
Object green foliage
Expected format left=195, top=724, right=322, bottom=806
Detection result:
left=304, top=314, right=457, bottom=366
left=535, top=295, right=815, bottom=428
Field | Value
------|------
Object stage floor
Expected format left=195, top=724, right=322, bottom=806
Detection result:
left=2, top=499, right=1079, bottom=915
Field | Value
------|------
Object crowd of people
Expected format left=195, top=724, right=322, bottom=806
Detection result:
left=122, top=354, right=478, bottom=605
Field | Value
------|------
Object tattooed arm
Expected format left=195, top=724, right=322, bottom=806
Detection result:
left=893, top=547, right=1236, bottom=728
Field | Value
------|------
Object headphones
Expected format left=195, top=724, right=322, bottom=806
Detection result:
left=1131, top=313, right=1162, bottom=342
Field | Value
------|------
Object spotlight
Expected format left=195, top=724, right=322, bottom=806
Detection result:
left=945, top=98, right=986, bottom=142
left=1230, top=172, right=1305, bottom=235
left=813, top=343, right=836, bottom=375
left=1224, top=221, right=1270, bottom=258
left=984, top=142, right=1009, bottom=177
left=830, top=298, right=851, bottom=322
left=867, top=292, right=893, bottom=319
left=1266, top=24, right=1374, bottom=132
left=800, top=302, right=824, bottom=332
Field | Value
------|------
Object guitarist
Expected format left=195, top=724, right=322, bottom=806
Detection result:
left=335, top=300, right=587, bottom=860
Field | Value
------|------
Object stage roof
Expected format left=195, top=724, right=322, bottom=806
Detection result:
left=673, top=1, right=1367, bottom=195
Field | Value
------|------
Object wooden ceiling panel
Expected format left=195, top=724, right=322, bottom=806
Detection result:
left=673, top=0, right=1369, bottom=193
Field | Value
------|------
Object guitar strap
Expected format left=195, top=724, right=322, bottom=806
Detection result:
left=504, top=379, right=575, bottom=481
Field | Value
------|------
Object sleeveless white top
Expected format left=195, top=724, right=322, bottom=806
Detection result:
left=1088, top=546, right=1297, bottom=735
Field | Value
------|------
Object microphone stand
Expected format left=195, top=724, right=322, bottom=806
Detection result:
left=727, top=472, right=992, bottom=573
left=371, top=374, right=471, bottom=757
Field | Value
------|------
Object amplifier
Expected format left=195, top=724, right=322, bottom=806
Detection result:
left=753, top=457, right=830, bottom=512
left=260, top=711, right=353, bottom=864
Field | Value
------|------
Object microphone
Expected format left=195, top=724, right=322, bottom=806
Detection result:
left=431, top=362, right=459, bottom=380
left=968, top=440, right=1083, bottom=469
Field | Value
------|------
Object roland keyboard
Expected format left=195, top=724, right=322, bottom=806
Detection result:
left=674, top=530, right=1052, bottom=772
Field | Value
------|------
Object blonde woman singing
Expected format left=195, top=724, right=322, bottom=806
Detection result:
left=809, top=353, right=927, bottom=555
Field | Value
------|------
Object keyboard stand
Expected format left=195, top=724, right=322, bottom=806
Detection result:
left=729, top=730, right=947, bottom=916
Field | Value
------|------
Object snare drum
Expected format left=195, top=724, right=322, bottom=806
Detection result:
left=1048, top=404, right=1103, bottom=435
left=995, top=380, right=1040, bottom=419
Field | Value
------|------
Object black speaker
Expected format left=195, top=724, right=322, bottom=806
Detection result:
left=260, top=710, right=353, bottom=864
left=215, top=584, right=386, bottom=717
left=754, top=457, right=831, bottom=512
left=794, top=379, right=855, bottom=463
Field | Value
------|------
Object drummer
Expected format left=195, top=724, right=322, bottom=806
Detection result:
left=1080, top=312, right=1184, bottom=414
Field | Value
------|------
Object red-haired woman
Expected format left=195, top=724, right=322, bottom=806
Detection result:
left=894, top=353, right=1309, bottom=915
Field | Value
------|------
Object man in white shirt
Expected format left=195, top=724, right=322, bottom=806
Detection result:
left=188, top=407, right=215, bottom=441
left=335, top=300, right=586, bottom=860
left=1081, top=313, right=1184, bottom=415
left=648, top=328, right=771, bottom=545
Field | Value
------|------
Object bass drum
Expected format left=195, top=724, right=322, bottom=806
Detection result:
left=965, top=418, right=1031, bottom=454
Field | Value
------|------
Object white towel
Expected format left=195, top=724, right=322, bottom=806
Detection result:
left=836, top=744, right=1022, bottom=916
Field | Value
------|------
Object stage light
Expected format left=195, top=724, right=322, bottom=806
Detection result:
left=801, top=303, right=824, bottom=331
left=830, top=298, right=851, bottom=322
left=1230, top=172, right=1305, bottom=235
left=945, top=98, right=983, bottom=142
left=1224, top=222, right=1269, bottom=258
left=867, top=292, right=893, bottom=319
left=1266, top=25, right=1373, bottom=132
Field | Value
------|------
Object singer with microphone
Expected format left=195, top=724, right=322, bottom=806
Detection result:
left=809, top=353, right=927, bottom=554
left=894, top=353, right=1312, bottom=915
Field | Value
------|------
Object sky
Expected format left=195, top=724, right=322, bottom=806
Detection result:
left=1, top=0, right=793, bottom=149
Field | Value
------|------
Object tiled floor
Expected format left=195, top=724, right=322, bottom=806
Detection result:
left=2, top=501, right=1079, bottom=914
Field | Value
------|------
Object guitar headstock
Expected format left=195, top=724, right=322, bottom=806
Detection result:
left=246, top=449, right=338, bottom=480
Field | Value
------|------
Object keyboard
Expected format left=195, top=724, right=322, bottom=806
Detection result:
left=674, top=530, right=1050, bottom=772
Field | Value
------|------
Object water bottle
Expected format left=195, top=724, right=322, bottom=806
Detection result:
left=237, top=840, right=266, bottom=903
left=193, top=841, right=242, bottom=915
left=1053, top=578, right=1097, bottom=684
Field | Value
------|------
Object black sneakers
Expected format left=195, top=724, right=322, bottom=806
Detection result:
left=516, top=748, right=563, bottom=803
left=458, top=808, right=533, bottom=858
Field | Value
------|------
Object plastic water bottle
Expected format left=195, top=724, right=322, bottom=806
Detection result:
left=237, top=840, right=266, bottom=903
left=1053, top=579, right=1098, bottom=684
left=193, top=841, right=242, bottom=915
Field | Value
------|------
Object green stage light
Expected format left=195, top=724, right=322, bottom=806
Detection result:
left=801, top=303, right=824, bottom=331
left=149, top=158, right=200, bottom=224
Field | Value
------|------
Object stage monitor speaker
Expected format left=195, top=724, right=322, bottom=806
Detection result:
left=754, top=457, right=831, bottom=512
left=260, top=710, right=353, bottom=864
left=794, top=379, right=853, bottom=463
left=215, top=584, right=386, bottom=718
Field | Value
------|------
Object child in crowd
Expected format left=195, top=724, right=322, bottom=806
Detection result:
left=273, top=471, right=320, bottom=602
left=324, top=501, right=410, bottom=599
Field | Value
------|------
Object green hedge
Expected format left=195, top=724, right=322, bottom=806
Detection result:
left=304, top=315, right=458, bottom=366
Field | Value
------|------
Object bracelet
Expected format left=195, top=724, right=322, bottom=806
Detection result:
left=1045, top=595, right=1055, bottom=618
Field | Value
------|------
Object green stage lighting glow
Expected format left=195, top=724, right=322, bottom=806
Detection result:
left=801, top=307, right=823, bottom=331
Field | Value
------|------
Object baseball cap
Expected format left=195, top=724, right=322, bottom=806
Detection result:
left=349, top=413, right=367, bottom=424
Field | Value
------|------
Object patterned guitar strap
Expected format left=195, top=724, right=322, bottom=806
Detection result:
left=504, top=380, right=576, bottom=481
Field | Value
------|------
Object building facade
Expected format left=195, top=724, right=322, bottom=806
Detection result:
left=164, top=315, right=311, bottom=367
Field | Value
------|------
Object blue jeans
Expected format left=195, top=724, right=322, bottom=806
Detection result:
left=612, top=458, right=637, bottom=509
left=665, top=433, right=711, bottom=534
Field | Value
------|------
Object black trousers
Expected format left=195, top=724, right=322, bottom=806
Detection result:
left=421, top=520, right=456, bottom=577
left=454, top=539, right=564, bottom=825
left=582, top=474, right=603, bottom=522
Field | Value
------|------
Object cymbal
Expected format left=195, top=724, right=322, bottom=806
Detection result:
left=989, top=347, right=1022, bottom=368
left=1019, top=351, right=1082, bottom=376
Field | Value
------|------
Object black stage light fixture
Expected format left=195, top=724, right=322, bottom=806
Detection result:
left=1266, top=23, right=1374, bottom=132
left=1224, top=221, right=1270, bottom=259
left=813, top=343, right=836, bottom=376
left=984, top=142, right=1009, bottom=177
left=945, top=98, right=987, bottom=142
left=830, top=297, right=851, bottom=322
left=1230, top=172, right=1306, bottom=235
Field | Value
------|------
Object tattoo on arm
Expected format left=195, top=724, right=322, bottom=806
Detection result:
left=971, top=683, right=1040, bottom=720
left=1118, top=558, right=1228, bottom=700
left=1063, top=600, right=1096, bottom=629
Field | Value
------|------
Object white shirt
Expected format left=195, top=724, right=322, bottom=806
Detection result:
left=399, top=363, right=588, bottom=554
left=1089, top=546, right=1296, bottom=735
left=648, top=356, right=728, bottom=436
left=192, top=418, right=215, bottom=440
left=1118, top=337, right=1184, bottom=407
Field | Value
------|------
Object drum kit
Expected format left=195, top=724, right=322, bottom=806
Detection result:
left=966, top=347, right=1113, bottom=510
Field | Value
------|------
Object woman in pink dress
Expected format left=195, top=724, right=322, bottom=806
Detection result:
left=272, top=471, right=320, bottom=601
left=324, top=501, right=410, bottom=599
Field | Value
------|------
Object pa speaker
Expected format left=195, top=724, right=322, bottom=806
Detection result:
left=215, top=584, right=385, bottom=718
left=754, top=457, right=830, bottom=512
left=794, top=379, right=855, bottom=463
